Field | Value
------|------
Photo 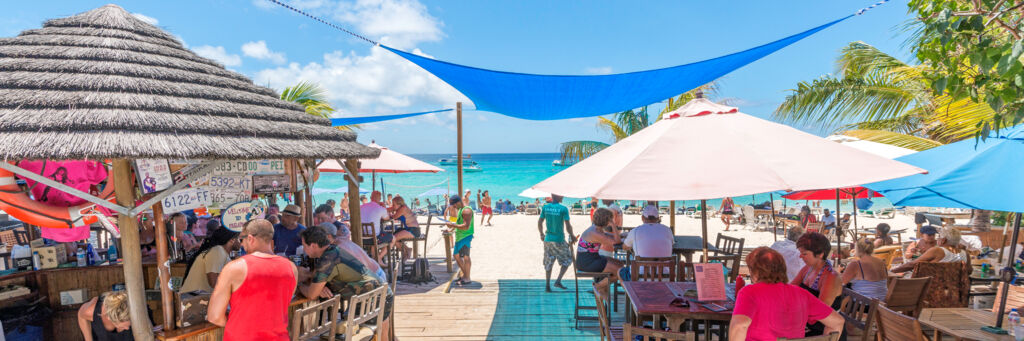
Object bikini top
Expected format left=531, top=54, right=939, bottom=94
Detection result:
left=578, top=238, right=600, bottom=253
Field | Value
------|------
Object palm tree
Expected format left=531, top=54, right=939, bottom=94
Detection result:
left=773, top=41, right=1001, bottom=230
left=280, top=81, right=359, bottom=131
left=559, top=84, right=719, bottom=163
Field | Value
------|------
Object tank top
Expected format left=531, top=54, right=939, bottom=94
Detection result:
left=850, top=261, right=888, bottom=300
left=91, top=295, right=132, bottom=341
left=454, top=206, right=474, bottom=242
left=224, top=254, right=297, bottom=341
left=939, top=247, right=966, bottom=263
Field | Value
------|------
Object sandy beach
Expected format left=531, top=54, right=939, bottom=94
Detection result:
left=417, top=210, right=917, bottom=280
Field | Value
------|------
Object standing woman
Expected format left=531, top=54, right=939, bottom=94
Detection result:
left=576, top=208, right=623, bottom=299
left=77, top=291, right=133, bottom=341
left=720, top=197, right=735, bottom=231
left=792, top=232, right=843, bottom=337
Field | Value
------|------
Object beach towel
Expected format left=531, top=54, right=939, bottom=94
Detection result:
left=16, top=160, right=108, bottom=207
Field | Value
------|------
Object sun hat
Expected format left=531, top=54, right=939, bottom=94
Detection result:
left=642, top=205, right=659, bottom=218
left=920, top=225, right=938, bottom=235
left=282, top=204, right=302, bottom=216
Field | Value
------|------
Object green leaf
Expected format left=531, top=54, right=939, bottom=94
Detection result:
left=933, top=77, right=947, bottom=93
left=998, top=53, right=1015, bottom=75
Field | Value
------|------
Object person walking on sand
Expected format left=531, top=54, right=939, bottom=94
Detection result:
left=538, top=194, right=575, bottom=292
left=720, top=197, right=735, bottom=231
left=480, top=190, right=493, bottom=226
left=207, top=219, right=297, bottom=341
left=446, top=195, right=475, bottom=285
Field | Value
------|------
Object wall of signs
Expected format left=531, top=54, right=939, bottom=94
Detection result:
left=160, top=159, right=292, bottom=213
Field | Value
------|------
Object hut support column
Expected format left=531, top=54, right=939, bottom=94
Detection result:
left=345, top=159, right=363, bottom=243
left=152, top=204, right=174, bottom=331
left=669, top=201, right=676, bottom=235
left=457, top=102, right=463, bottom=195
left=113, top=159, right=154, bottom=340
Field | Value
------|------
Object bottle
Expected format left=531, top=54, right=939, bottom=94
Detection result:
left=107, top=243, right=118, bottom=263
left=735, top=275, right=746, bottom=294
left=31, top=251, right=41, bottom=270
left=1009, top=308, right=1021, bottom=338
left=85, top=244, right=95, bottom=266
left=76, top=247, right=87, bottom=267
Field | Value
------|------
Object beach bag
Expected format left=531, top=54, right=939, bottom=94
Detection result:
left=406, top=258, right=434, bottom=284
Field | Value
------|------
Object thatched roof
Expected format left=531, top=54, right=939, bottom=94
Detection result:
left=0, top=4, right=380, bottom=160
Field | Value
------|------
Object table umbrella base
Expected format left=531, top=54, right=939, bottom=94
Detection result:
left=980, top=325, right=1009, bottom=334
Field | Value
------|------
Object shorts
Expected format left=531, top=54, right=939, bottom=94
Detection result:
left=576, top=252, right=608, bottom=273
left=395, top=226, right=421, bottom=238
left=543, top=241, right=573, bottom=271
left=481, top=205, right=492, bottom=215
left=454, top=235, right=473, bottom=257
left=377, top=232, right=394, bottom=245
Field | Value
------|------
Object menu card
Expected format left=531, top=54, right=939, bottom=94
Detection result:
left=694, top=263, right=727, bottom=302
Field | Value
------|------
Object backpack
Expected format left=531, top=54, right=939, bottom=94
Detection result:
left=405, top=258, right=435, bottom=284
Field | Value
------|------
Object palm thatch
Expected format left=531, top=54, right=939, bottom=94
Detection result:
left=0, top=4, right=379, bottom=160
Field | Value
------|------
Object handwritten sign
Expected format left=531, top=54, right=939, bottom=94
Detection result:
left=161, top=188, right=212, bottom=214
left=213, top=159, right=286, bottom=175
left=253, top=174, right=291, bottom=194
left=134, top=159, right=173, bottom=194
left=694, top=263, right=727, bottom=302
left=221, top=200, right=266, bottom=232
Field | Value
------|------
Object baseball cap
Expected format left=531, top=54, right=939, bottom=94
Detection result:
left=642, top=205, right=659, bottom=218
left=449, top=195, right=462, bottom=205
left=607, top=203, right=622, bottom=214
left=920, top=225, right=938, bottom=235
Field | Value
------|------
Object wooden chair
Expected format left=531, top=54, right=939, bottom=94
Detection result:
left=340, top=285, right=388, bottom=341
left=361, top=222, right=378, bottom=257
left=912, top=261, right=970, bottom=308
left=593, top=283, right=622, bottom=341
left=622, top=324, right=695, bottom=341
left=874, top=304, right=929, bottom=341
left=572, top=251, right=611, bottom=329
left=884, top=277, right=931, bottom=317
left=706, top=234, right=744, bottom=283
left=778, top=332, right=841, bottom=341
left=289, top=294, right=341, bottom=341
left=714, top=234, right=744, bottom=257
left=630, top=256, right=676, bottom=282
left=992, top=283, right=1024, bottom=313
left=676, top=261, right=695, bottom=282
left=838, top=287, right=879, bottom=341
left=805, top=221, right=825, bottom=234
left=871, top=245, right=902, bottom=269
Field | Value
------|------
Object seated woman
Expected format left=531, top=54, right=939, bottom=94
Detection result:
left=873, top=223, right=894, bottom=248
left=792, top=232, right=842, bottom=336
left=78, top=291, right=133, bottom=340
left=841, top=238, right=889, bottom=300
left=730, top=247, right=844, bottom=341
left=576, top=208, right=623, bottom=298
left=798, top=205, right=818, bottom=229
left=892, top=226, right=966, bottom=273
left=389, top=196, right=421, bottom=253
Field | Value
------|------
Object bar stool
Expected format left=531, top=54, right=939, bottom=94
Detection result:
left=574, top=270, right=610, bottom=329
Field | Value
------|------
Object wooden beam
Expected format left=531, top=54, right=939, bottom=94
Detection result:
left=112, top=159, right=154, bottom=341
left=151, top=204, right=174, bottom=331
left=345, top=159, right=363, bottom=243
left=456, top=102, right=463, bottom=196
left=669, top=201, right=676, bottom=235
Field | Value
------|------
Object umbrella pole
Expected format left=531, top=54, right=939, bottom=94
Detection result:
left=835, top=189, right=842, bottom=262
left=701, top=199, right=709, bottom=262
left=457, top=102, right=464, bottom=196
left=852, top=190, right=859, bottom=243
left=993, top=212, right=1022, bottom=331
left=670, top=201, right=676, bottom=235
left=770, top=193, right=777, bottom=241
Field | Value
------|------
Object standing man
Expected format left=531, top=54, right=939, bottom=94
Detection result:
left=446, top=195, right=475, bottom=285
left=480, top=190, right=493, bottom=226
left=272, top=204, right=306, bottom=256
left=538, top=194, right=575, bottom=292
left=207, top=219, right=297, bottom=341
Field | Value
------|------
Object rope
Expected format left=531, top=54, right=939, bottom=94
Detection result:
left=382, top=178, right=449, bottom=189
left=856, top=0, right=890, bottom=15
left=266, top=0, right=379, bottom=45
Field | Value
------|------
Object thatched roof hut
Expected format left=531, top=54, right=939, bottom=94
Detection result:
left=0, top=4, right=380, bottom=161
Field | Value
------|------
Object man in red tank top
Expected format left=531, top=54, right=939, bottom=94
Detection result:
left=207, top=219, right=298, bottom=341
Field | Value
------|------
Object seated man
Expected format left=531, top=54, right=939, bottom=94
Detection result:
left=360, top=191, right=392, bottom=263
left=770, top=226, right=805, bottom=282
left=820, top=209, right=836, bottom=230
left=623, top=205, right=673, bottom=258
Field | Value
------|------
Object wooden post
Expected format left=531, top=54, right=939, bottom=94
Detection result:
left=345, top=159, right=363, bottom=243
left=700, top=199, right=709, bottom=262
left=770, top=193, right=777, bottom=241
left=835, top=188, right=842, bottom=261
left=151, top=204, right=174, bottom=331
left=669, top=201, right=676, bottom=235
left=112, top=159, right=154, bottom=341
left=456, top=102, right=464, bottom=196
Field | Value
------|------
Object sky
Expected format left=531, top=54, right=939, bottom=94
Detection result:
left=1, top=0, right=917, bottom=154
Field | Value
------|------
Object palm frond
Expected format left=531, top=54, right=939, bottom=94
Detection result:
left=559, top=140, right=610, bottom=163
left=840, top=129, right=943, bottom=151
left=923, top=95, right=998, bottom=143
left=280, top=81, right=359, bottom=131
left=597, top=117, right=629, bottom=141
left=836, top=114, right=924, bottom=135
left=837, top=42, right=911, bottom=79
left=773, top=75, right=920, bottom=129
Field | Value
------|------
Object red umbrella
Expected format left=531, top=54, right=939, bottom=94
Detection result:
left=782, top=187, right=881, bottom=201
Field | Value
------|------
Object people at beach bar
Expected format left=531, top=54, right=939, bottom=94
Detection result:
left=623, top=205, right=672, bottom=258
left=575, top=208, right=622, bottom=297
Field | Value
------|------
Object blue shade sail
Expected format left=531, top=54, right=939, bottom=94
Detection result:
left=381, top=16, right=851, bottom=120
left=330, top=108, right=452, bottom=126
left=864, top=125, right=1024, bottom=212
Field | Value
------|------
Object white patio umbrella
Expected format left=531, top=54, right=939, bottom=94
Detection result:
left=319, top=142, right=443, bottom=191
left=531, top=98, right=926, bottom=259
left=826, top=135, right=916, bottom=159
left=518, top=188, right=550, bottom=198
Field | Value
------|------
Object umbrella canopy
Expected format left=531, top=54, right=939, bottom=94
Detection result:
left=865, top=124, right=1024, bottom=211
left=531, top=98, right=926, bottom=200
left=418, top=187, right=452, bottom=197
left=313, top=187, right=369, bottom=195
left=782, top=188, right=881, bottom=201
left=0, top=5, right=378, bottom=161
left=318, top=143, right=442, bottom=174
left=827, top=135, right=917, bottom=159
left=518, top=188, right=550, bottom=198
left=782, top=135, right=912, bottom=200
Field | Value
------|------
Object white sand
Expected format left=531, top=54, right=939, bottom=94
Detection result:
left=419, top=211, right=918, bottom=281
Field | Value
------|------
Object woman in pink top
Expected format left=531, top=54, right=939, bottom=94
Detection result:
left=729, top=247, right=844, bottom=341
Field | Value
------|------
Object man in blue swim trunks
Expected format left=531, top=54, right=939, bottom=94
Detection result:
left=445, top=195, right=475, bottom=285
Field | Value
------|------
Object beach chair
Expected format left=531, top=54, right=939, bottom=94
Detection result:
left=570, top=202, right=584, bottom=215
left=805, top=222, right=824, bottom=234
left=593, top=283, right=622, bottom=341
left=838, top=287, right=879, bottom=341
left=525, top=204, right=540, bottom=215
left=289, top=294, right=341, bottom=341
left=625, top=205, right=641, bottom=215
left=875, top=208, right=895, bottom=219
left=658, top=206, right=669, bottom=215
left=884, top=277, right=931, bottom=317
left=622, top=324, right=694, bottom=341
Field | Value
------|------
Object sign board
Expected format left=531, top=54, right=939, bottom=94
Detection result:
left=220, top=200, right=266, bottom=232
left=161, top=187, right=212, bottom=214
left=134, top=159, right=173, bottom=194
left=694, top=263, right=727, bottom=302
left=207, top=175, right=252, bottom=209
left=212, top=159, right=286, bottom=176
left=252, top=174, right=292, bottom=194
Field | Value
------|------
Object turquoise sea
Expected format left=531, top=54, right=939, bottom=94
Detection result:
left=312, top=153, right=891, bottom=211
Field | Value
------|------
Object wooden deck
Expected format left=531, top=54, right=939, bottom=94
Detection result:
left=394, top=257, right=625, bottom=340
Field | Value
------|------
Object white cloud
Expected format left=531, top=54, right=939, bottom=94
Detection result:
left=193, top=45, right=242, bottom=67
left=274, top=0, right=443, bottom=49
left=242, top=41, right=287, bottom=64
left=131, top=13, right=159, bottom=26
left=584, top=66, right=613, bottom=75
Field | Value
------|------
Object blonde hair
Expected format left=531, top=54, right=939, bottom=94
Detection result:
left=393, top=195, right=405, bottom=207
left=102, top=291, right=131, bottom=323
left=939, top=226, right=961, bottom=246
left=855, top=237, right=875, bottom=255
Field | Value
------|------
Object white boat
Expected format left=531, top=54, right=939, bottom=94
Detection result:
left=438, top=156, right=477, bottom=166
left=552, top=160, right=574, bottom=167
left=464, top=165, right=483, bottom=172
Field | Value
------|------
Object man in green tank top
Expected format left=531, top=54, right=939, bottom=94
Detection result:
left=445, top=195, right=475, bottom=285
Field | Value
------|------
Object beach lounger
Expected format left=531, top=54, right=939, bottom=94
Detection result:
left=526, top=203, right=540, bottom=215
left=570, top=202, right=584, bottom=215
left=625, top=206, right=641, bottom=215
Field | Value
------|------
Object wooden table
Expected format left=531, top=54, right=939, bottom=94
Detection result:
left=673, top=236, right=721, bottom=263
left=918, top=308, right=1014, bottom=340
left=623, top=281, right=734, bottom=334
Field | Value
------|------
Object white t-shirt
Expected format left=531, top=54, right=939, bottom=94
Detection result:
left=770, top=239, right=804, bottom=282
left=359, top=202, right=389, bottom=236
left=821, top=214, right=837, bottom=227
left=623, top=223, right=673, bottom=258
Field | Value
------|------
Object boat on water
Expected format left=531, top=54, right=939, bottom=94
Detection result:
left=464, top=165, right=483, bottom=172
left=552, top=160, right=574, bottom=167
left=438, top=155, right=477, bottom=166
